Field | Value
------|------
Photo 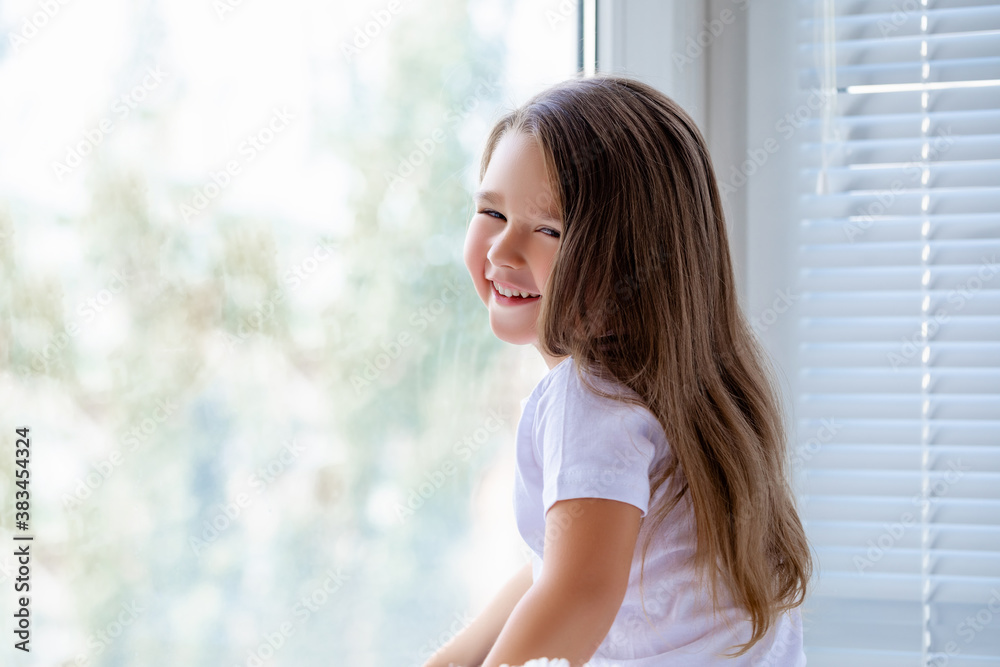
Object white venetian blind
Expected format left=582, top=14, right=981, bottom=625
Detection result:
left=794, top=1, right=1000, bottom=665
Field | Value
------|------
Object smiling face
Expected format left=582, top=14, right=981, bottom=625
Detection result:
left=463, top=131, right=564, bottom=359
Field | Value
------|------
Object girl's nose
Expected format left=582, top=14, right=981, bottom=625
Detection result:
left=487, top=227, right=527, bottom=269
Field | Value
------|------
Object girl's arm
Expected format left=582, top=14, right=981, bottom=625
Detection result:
left=481, top=498, right=641, bottom=667
left=424, top=561, right=535, bottom=667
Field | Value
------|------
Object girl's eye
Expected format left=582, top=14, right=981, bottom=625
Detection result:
left=479, top=210, right=561, bottom=239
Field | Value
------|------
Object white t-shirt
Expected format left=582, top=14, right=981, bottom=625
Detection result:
left=513, top=356, right=806, bottom=666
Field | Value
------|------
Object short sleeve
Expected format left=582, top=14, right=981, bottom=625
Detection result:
left=534, top=370, right=660, bottom=518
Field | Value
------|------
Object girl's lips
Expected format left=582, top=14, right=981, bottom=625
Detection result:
left=491, top=280, right=541, bottom=305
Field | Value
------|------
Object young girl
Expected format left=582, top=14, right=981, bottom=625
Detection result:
left=425, top=73, right=812, bottom=667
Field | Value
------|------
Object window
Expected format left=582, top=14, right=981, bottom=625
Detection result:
left=0, top=0, right=577, bottom=664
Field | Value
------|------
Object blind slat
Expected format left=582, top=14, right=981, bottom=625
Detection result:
left=793, top=1, right=1000, bottom=660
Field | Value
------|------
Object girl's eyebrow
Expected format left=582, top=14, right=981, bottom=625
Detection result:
left=473, top=189, right=503, bottom=206
left=473, top=189, right=561, bottom=224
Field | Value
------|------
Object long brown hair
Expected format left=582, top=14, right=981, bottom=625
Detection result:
left=477, top=73, right=812, bottom=656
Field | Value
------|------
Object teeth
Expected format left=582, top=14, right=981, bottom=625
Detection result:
left=493, top=281, right=539, bottom=299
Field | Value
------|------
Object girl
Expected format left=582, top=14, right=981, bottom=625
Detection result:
left=425, top=73, right=812, bottom=667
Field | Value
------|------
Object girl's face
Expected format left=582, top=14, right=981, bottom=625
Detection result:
left=463, top=131, right=563, bottom=348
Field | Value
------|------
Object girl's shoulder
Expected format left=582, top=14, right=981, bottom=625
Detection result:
left=537, top=356, right=649, bottom=409
left=531, top=356, right=662, bottom=437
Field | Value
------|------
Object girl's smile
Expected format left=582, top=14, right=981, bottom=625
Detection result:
left=489, top=278, right=541, bottom=304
